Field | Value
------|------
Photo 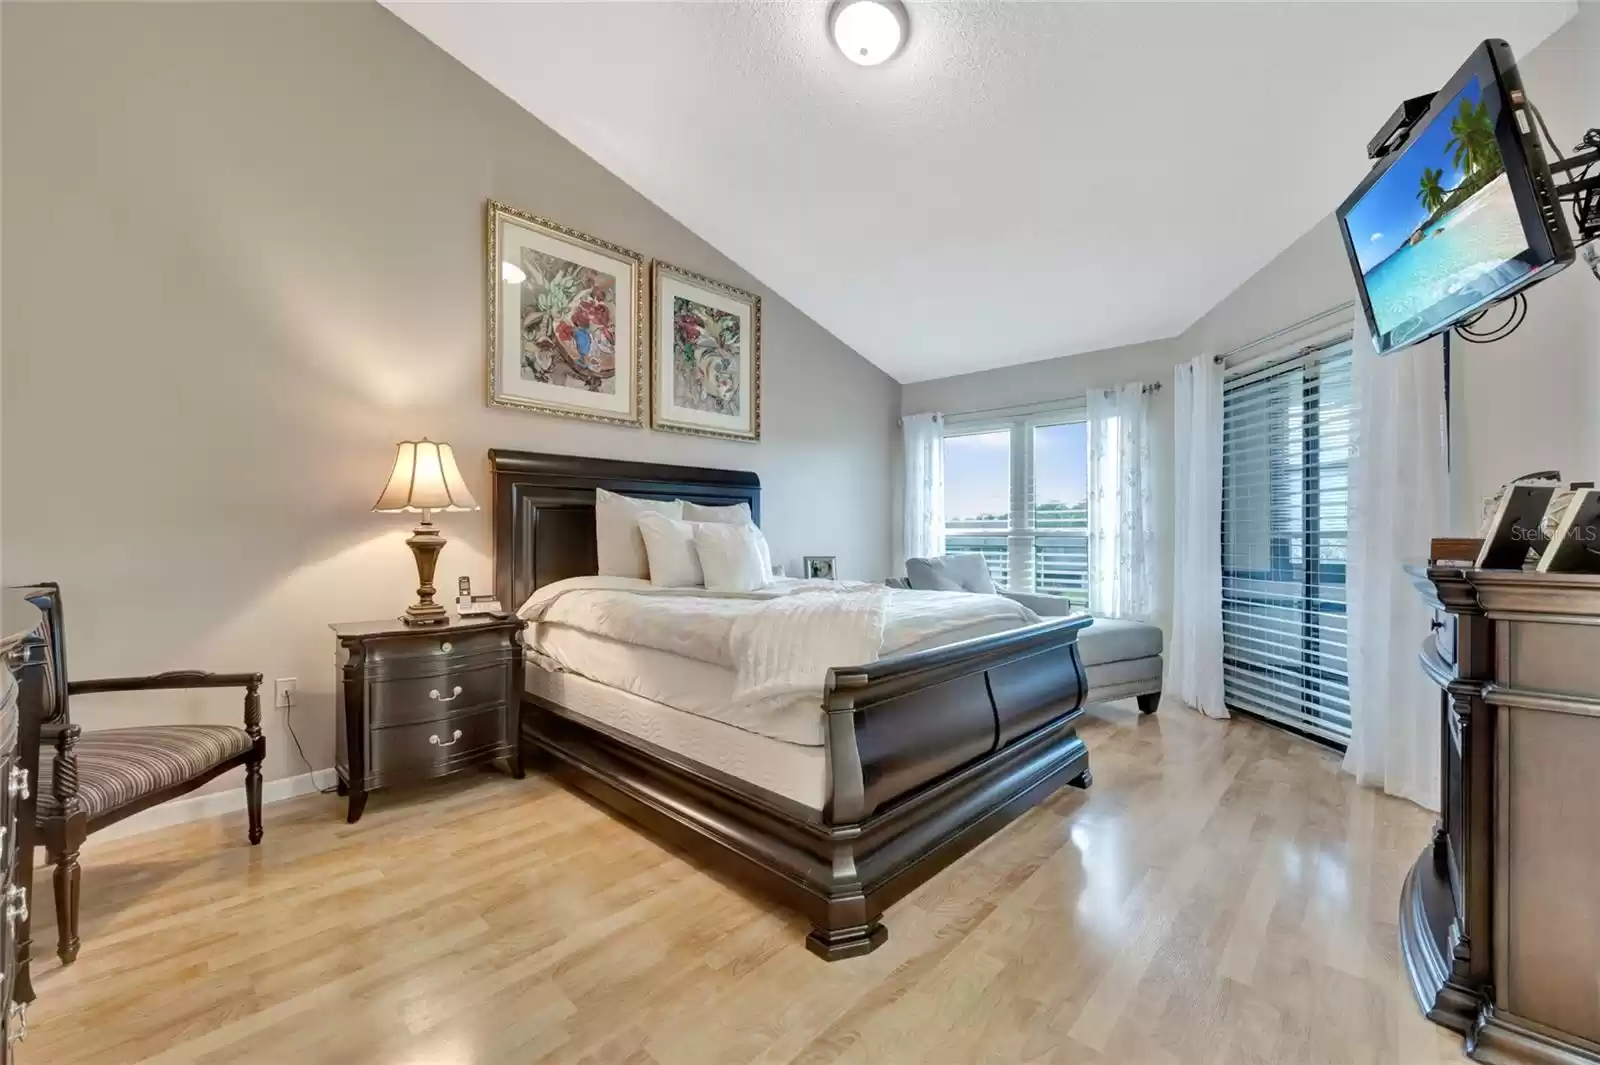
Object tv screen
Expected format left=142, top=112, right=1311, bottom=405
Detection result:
left=1338, top=40, right=1572, bottom=354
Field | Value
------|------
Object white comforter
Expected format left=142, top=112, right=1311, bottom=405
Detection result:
left=519, top=577, right=1037, bottom=743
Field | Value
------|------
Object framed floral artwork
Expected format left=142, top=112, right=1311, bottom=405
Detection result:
left=486, top=200, right=645, bottom=426
left=650, top=261, right=761, bottom=441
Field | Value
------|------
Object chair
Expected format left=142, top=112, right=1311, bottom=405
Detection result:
left=30, top=584, right=264, bottom=965
left=892, top=554, right=1164, bottom=714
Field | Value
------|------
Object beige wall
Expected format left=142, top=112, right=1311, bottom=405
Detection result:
left=0, top=2, right=899, bottom=786
left=906, top=6, right=1599, bottom=629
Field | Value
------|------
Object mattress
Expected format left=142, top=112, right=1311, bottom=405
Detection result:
left=525, top=666, right=828, bottom=812
left=526, top=614, right=1025, bottom=747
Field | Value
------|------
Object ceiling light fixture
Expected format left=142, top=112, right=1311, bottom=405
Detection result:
left=829, top=0, right=908, bottom=67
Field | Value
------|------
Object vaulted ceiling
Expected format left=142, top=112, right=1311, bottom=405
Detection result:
left=385, top=1, right=1576, bottom=382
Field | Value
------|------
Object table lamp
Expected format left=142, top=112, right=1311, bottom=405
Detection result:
left=373, top=439, right=478, bottom=626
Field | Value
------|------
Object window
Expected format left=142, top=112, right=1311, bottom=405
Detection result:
left=1221, top=336, right=1354, bottom=745
left=943, top=409, right=1089, bottom=603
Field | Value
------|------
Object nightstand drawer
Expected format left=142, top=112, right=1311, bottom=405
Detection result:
left=368, top=663, right=509, bottom=727
left=365, top=628, right=510, bottom=668
left=369, top=705, right=510, bottom=777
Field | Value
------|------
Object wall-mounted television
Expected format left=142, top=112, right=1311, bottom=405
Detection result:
left=1337, top=40, right=1573, bottom=355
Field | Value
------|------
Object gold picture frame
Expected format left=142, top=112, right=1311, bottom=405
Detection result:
left=650, top=260, right=762, bottom=442
left=486, top=200, right=646, bottom=427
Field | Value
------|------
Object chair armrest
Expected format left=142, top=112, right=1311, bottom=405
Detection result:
left=67, top=670, right=264, bottom=736
left=68, top=670, right=262, bottom=696
left=1000, top=590, right=1075, bottom=617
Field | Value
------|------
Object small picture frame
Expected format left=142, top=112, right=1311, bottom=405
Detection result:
left=1476, top=481, right=1559, bottom=569
left=804, top=556, right=836, bottom=581
left=1537, top=489, right=1600, bottom=573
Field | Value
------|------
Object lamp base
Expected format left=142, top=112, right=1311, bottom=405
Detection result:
left=402, top=602, right=451, bottom=627
left=401, top=517, right=452, bottom=627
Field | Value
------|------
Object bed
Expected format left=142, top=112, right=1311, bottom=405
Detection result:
left=491, top=449, right=1092, bottom=959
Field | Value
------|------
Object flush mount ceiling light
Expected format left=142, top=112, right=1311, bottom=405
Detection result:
left=829, top=0, right=908, bottom=67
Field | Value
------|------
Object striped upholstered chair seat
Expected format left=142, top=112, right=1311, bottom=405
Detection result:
left=37, top=725, right=254, bottom=819
left=22, top=584, right=265, bottom=971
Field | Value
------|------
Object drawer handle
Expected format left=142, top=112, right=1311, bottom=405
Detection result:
left=429, top=686, right=464, bottom=703
left=429, top=729, right=464, bottom=748
left=4, top=884, right=28, bottom=927
left=440, top=641, right=453, bottom=654
left=8, top=766, right=28, bottom=800
left=7, top=1001, right=26, bottom=1046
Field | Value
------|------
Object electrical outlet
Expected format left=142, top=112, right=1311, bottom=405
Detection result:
left=275, top=677, right=297, bottom=709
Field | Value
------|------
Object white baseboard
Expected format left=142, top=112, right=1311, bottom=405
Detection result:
left=84, top=767, right=340, bottom=845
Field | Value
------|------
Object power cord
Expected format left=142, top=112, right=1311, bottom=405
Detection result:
left=1453, top=291, right=1528, bottom=344
left=283, top=689, right=341, bottom=795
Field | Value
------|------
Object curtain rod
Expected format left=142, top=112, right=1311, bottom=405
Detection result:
left=1211, top=300, right=1356, bottom=365
left=922, top=380, right=1162, bottom=423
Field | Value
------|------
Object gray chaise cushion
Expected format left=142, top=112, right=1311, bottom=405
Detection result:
left=37, top=725, right=254, bottom=819
left=905, top=554, right=997, bottom=595
left=1077, top=617, right=1164, bottom=667
left=1082, top=657, right=1164, bottom=688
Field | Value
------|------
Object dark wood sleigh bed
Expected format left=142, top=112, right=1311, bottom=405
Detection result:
left=490, top=449, right=1093, bottom=959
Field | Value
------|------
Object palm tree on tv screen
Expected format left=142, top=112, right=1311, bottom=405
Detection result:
left=1446, top=96, right=1497, bottom=177
left=1417, top=166, right=1447, bottom=213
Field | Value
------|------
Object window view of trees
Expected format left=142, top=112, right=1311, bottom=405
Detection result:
left=943, top=419, right=1088, bottom=602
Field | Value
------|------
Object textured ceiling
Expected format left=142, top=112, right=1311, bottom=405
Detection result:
left=385, top=1, right=1576, bottom=383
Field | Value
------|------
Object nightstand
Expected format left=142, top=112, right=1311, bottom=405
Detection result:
left=331, top=614, right=524, bottom=823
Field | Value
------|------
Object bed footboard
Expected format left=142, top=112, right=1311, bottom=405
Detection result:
left=823, top=617, right=1091, bottom=823
left=801, top=616, right=1091, bottom=957
left=523, top=615, right=1092, bottom=961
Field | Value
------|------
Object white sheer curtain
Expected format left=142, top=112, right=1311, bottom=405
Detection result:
left=1168, top=356, right=1227, bottom=719
left=1343, top=325, right=1446, bottom=809
left=1087, top=384, right=1155, bottom=620
left=900, top=412, right=945, bottom=572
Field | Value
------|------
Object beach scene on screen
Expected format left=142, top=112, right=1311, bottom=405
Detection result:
left=1345, top=75, right=1532, bottom=345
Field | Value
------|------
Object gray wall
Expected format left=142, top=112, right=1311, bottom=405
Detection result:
left=0, top=1, right=899, bottom=786
left=905, top=5, right=1599, bottom=633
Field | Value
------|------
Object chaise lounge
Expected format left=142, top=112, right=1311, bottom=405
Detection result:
left=892, top=554, right=1163, bottom=713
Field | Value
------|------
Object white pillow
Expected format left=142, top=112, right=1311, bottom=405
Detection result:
left=682, top=500, right=752, bottom=525
left=636, top=512, right=704, bottom=588
left=693, top=522, right=772, bottom=592
left=596, top=489, right=683, bottom=579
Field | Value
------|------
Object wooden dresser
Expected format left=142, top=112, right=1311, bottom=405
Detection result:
left=332, top=615, right=524, bottom=823
left=0, top=594, right=44, bottom=1059
left=1406, top=564, right=1600, bottom=1065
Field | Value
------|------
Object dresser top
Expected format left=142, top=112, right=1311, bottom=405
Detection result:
left=1412, top=562, right=1600, bottom=621
left=330, top=614, right=519, bottom=640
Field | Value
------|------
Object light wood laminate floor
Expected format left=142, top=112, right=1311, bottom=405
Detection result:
left=25, top=701, right=1468, bottom=1065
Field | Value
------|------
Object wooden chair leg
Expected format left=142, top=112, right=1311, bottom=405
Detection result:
left=244, top=682, right=264, bottom=845
left=245, top=756, right=264, bottom=845
left=53, top=849, right=81, bottom=965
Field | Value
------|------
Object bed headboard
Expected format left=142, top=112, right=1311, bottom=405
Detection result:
left=489, top=449, right=761, bottom=611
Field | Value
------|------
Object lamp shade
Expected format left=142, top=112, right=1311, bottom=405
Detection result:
left=372, top=439, right=478, bottom=513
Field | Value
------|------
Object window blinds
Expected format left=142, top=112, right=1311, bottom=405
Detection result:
left=1221, top=337, right=1354, bottom=744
